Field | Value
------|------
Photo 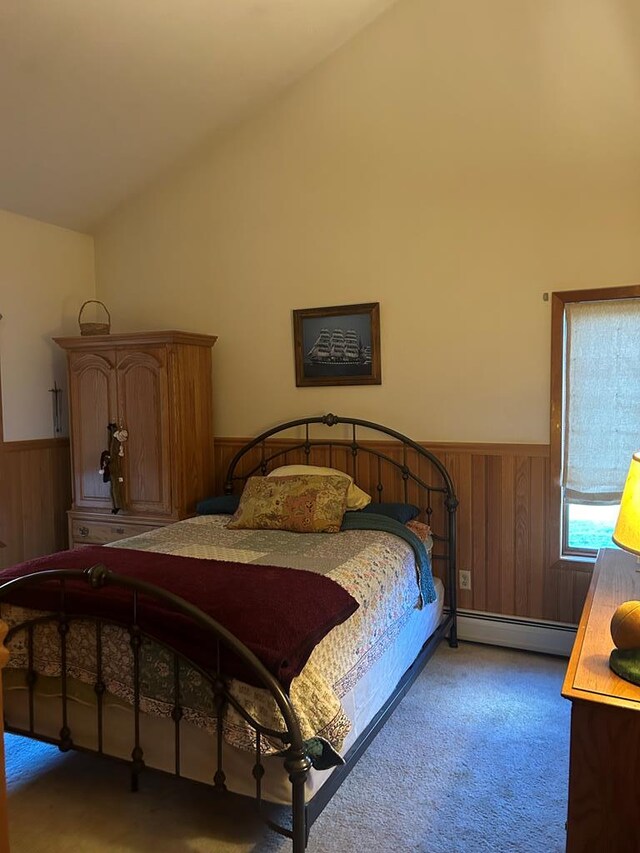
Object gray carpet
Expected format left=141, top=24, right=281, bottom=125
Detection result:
left=5, top=643, right=570, bottom=852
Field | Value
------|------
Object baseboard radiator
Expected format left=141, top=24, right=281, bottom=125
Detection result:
left=451, top=609, right=577, bottom=658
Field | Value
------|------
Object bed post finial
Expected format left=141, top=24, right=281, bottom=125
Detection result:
left=285, top=748, right=312, bottom=851
left=85, top=563, right=111, bottom=588
left=0, top=620, right=11, bottom=852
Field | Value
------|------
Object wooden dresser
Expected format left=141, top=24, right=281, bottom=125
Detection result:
left=54, top=330, right=217, bottom=548
left=562, top=547, right=640, bottom=852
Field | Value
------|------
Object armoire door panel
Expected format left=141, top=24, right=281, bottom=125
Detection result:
left=116, top=348, right=172, bottom=515
left=68, top=352, right=117, bottom=510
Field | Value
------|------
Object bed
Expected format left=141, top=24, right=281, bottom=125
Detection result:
left=0, top=413, right=458, bottom=851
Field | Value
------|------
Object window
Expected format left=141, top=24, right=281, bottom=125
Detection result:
left=550, top=286, right=640, bottom=567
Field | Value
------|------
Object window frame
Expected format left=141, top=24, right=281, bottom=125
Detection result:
left=549, top=284, right=640, bottom=571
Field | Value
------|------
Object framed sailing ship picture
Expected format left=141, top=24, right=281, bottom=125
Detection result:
left=293, top=302, right=381, bottom=387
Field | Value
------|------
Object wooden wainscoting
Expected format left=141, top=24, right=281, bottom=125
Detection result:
left=0, top=438, right=71, bottom=570
left=0, top=431, right=589, bottom=623
left=214, top=437, right=591, bottom=626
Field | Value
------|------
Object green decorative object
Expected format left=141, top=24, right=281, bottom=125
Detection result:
left=609, top=648, right=640, bottom=686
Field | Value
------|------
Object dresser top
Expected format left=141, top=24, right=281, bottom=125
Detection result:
left=53, top=330, right=218, bottom=350
left=562, top=547, right=640, bottom=711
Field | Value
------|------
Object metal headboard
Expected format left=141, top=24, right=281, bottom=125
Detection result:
left=224, top=413, right=458, bottom=615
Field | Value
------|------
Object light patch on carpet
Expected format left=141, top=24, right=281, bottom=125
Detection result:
left=5, top=642, right=570, bottom=853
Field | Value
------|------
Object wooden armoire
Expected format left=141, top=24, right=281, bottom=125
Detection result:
left=54, top=330, right=217, bottom=548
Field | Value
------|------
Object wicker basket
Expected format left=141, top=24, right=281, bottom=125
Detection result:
left=78, top=300, right=111, bottom=336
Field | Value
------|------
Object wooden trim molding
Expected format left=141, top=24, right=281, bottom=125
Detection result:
left=549, top=290, right=566, bottom=571
left=214, top=436, right=550, bottom=458
left=416, top=442, right=549, bottom=458
left=550, top=284, right=640, bottom=304
left=2, top=437, right=69, bottom=453
left=549, top=284, right=640, bottom=572
left=53, top=330, right=218, bottom=350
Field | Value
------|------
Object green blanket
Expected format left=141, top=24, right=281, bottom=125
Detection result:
left=341, top=512, right=437, bottom=605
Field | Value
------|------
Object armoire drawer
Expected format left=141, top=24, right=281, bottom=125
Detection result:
left=70, top=519, right=162, bottom=546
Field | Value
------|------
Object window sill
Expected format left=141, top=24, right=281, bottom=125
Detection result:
left=552, top=555, right=596, bottom=573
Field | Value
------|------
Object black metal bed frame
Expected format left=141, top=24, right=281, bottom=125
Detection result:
left=0, top=413, right=458, bottom=852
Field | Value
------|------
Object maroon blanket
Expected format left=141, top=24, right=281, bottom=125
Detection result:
left=0, top=547, right=359, bottom=689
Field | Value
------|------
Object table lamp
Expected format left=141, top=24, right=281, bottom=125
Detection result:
left=612, top=452, right=640, bottom=560
left=609, top=452, right=640, bottom=685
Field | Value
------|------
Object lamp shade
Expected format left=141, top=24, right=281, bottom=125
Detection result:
left=613, top=453, right=640, bottom=555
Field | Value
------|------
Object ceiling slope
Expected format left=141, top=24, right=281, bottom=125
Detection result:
left=0, top=0, right=396, bottom=232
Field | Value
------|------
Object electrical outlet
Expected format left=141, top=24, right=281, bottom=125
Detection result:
left=459, top=570, right=472, bottom=591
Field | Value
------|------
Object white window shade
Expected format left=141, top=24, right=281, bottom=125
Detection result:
left=563, top=298, right=640, bottom=504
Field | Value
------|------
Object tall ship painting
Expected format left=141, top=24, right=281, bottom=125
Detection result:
left=295, top=303, right=380, bottom=386
left=306, top=328, right=372, bottom=366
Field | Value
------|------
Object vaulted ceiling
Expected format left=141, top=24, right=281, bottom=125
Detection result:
left=0, top=0, right=397, bottom=233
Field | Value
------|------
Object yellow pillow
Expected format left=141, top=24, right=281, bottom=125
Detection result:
left=267, top=464, right=371, bottom=511
left=227, top=474, right=350, bottom=533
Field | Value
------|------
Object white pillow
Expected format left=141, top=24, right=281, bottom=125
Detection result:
left=267, top=464, right=371, bottom=510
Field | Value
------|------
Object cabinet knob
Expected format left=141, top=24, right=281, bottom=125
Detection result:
left=78, top=526, right=89, bottom=537
left=115, top=527, right=125, bottom=534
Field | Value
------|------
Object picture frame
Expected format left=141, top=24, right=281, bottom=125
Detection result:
left=293, top=302, right=381, bottom=387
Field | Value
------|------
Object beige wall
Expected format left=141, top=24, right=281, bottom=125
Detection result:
left=0, top=209, right=95, bottom=441
left=95, top=0, right=640, bottom=442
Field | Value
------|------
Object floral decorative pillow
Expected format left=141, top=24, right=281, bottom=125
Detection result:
left=227, top=475, right=350, bottom=533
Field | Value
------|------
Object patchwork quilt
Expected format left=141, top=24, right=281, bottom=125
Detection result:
left=2, top=515, right=434, bottom=757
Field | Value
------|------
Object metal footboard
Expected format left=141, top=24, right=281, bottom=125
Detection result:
left=0, top=564, right=311, bottom=851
